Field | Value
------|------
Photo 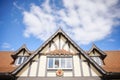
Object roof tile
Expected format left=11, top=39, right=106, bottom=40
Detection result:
left=102, top=51, right=120, bottom=72
left=0, top=51, right=17, bottom=72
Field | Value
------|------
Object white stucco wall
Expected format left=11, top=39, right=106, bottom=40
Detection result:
left=82, top=61, right=90, bottom=76
left=73, top=55, right=81, bottom=76
left=29, top=61, right=38, bottom=76
left=38, top=55, right=46, bottom=77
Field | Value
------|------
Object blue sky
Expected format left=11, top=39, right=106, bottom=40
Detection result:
left=0, top=0, right=120, bottom=51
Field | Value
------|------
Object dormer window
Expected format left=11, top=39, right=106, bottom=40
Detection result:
left=47, top=57, right=72, bottom=70
left=88, top=44, right=107, bottom=66
left=91, top=56, right=103, bottom=66
left=15, top=56, right=28, bottom=65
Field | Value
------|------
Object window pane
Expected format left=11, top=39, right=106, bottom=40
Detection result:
left=92, top=57, right=97, bottom=62
left=48, top=58, right=53, bottom=68
left=98, top=58, right=103, bottom=65
left=91, top=57, right=103, bottom=66
left=18, top=57, right=22, bottom=64
left=61, top=58, right=65, bottom=68
left=23, top=57, right=27, bottom=61
left=55, top=58, right=59, bottom=68
left=66, top=58, right=72, bottom=68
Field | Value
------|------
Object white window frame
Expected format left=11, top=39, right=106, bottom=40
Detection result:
left=47, top=57, right=73, bottom=70
left=15, top=56, right=28, bottom=65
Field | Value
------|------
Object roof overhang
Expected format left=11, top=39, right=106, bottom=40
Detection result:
left=0, top=72, right=15, bottom=80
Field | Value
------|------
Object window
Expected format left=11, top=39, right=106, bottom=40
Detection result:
left=15, top=56, right=28, bottom=65
left=47, top=57, right=72, bottom=70
left=91, top=57, right=103, bottom=66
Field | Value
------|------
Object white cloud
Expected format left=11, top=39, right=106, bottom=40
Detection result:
left=1, top=42, right=11, bottom=49
left=108, top=39, right=115, bottom=42
left=21, top=0, right=120, bottom=44
left=1, top=43, right=14, bottom=50
left=13, top=1, right=25, bottom=11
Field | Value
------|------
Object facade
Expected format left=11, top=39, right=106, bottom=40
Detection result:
left=0, top=29, right=120, bottom=80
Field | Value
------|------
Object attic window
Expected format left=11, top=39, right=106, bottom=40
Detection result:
left=91, top=56, right=103, bottom=66
left=47, top=57, right=72, bottom=70
left=15, top=56, right=28, bottom=65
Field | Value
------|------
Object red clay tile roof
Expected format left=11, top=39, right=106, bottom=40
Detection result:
left=102, top=51, right=120, bottom=72
left=0, top=51, right=16, bottom=72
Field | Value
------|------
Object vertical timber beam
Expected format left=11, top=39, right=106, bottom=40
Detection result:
left=36, top=54, right=40, bottom=77
left=59, top=33, right=61, bottom=50
left=79, top=54, right=83, bottom=76
left=27, top=60, right=32, bottom=77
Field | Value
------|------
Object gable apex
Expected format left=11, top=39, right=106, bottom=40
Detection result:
left=11, top=44, right=31, bottom=59
left=57, top=27, right=63, bottom=33
left=34, top=28, right=85, bottom=54
left=88, top=44, right=107, bottom=59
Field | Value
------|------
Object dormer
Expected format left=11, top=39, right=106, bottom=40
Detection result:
left=11, top=44, right=32, bottom=66
left=88, top=44, right=107, bottom=66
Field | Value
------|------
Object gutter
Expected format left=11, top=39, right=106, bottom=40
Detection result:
left=104, top=72, right=120, bottom=79
left=0, top=72, right=15, bottom=80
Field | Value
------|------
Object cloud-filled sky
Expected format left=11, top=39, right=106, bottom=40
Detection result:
left=0, top=0, right=120, bottom=51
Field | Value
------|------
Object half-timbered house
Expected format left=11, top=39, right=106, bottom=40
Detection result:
left=0, top=29, right=120, bottom=80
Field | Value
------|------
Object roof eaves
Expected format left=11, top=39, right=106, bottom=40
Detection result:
left=105, top=72, right=120, bottom=79
left=0, top=72, right=15, bottom=80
